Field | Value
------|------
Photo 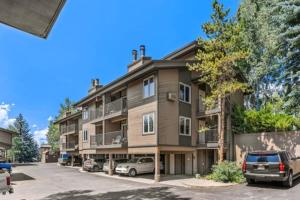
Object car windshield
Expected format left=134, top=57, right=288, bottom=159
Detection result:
left=247, top=153, right=279, bottom=162
left=127, top=158, right=139, bottom=163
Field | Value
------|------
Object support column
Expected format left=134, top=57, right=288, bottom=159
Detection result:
left=154, top=148, right=160, bottom=182
left=170, top=153, right=175, bottom=175
left=108, top=153, right=113, bottom=176
left=71, top=155, right=74, bottom=166
left=193, top=150, right=198, bottom=175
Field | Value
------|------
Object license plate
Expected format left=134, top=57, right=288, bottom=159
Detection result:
left=257, top=165, right=265, bottom=170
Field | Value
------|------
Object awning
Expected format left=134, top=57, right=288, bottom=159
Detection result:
left=0, top=0, right=66, bottom=38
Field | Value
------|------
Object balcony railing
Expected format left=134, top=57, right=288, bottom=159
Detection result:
left=105, top=97, right=127, bottom=116
left=61, top=142, right=77, bottom=150
left=197, top=99, right=220, bottom=117
left=61, top=124, right=78, bottom=134
left=90, top=130, right=127, bottom=148
left=198, top=129, right=218, bottom=144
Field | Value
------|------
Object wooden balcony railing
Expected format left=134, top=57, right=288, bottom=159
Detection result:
left=61, top=142, right=77, bottom=150
left=104, top=97, right=127, bottom=116
left=90, top=130, right=127, bottom=148
left=196, top=99, right=220, bottom=117
left=60, top=124, right=78, bottom=134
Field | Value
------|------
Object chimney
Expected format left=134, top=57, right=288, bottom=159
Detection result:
left=91, top=79, right=95, bottom=87
left=132, top=49, right=137, bottom=61
left=88, top=78, right=102, bottom=94
left=140, top=45, right=145, bottom=58
left=94, top=78, right=99, bottom=86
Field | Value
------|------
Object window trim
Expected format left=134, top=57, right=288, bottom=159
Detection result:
left=179, top=82, right=191, bottom=104
left=82, top=107, right=89, bottom=120
left=83, top=130, right=88, bottom=142
left=143, top=76, right=155, bottom=99
left=142, top=112, right=155, bottom=135
left=179, top=116, right=191, bottom=136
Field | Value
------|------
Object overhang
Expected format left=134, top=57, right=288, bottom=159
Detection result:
left=0, top=0, right=66, bottom=38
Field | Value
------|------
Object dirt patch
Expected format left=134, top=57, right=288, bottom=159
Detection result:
left=11, top=173, right=35, bottom=181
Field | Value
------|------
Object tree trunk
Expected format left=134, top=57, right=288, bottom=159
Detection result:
left=218, top=97, right=225, bottom=163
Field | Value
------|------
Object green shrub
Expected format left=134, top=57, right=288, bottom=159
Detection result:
left=206, top=161, right=245, bottom=183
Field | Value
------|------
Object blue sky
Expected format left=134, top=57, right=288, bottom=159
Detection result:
left=0, top=0, right=239, bottom=144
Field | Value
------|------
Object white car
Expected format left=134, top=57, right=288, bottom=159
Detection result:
left=115, top=157, right=163, bottom=177
left=0, top=169, right=13, bottom=195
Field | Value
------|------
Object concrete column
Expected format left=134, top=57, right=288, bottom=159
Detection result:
left=193, top=150, right=198, bottom=175
left=108, top=153, right=113, bottom=176
left=164, top=154, right=168, bottom=175
left=71, top=155, right=74, bottom=166
left=170, top=153, right=175, bottom=175
left=154, top=148, right=160, bottom=182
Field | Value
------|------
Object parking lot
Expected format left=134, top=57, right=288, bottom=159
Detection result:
left=3, top=163, right=300, bottom=200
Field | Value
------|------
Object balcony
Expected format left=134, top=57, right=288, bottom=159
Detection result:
left=61, top=142, right=78, bottom=151
left=104, top=97, right=127, bottom=119
left=196, top=100, right=220, bottom=118
left=60, top=124, right=78, bottom=135
left=197, top=129, right=227, bottom=149
left=90, top=130, right=127, bottom=148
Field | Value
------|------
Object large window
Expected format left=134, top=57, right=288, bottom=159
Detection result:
left=83, top=107, right=89, bottom=120
left=179, top=116, right=191, bottom=136
left=143, top=76, right=155, bottom=98
left=179, top=83, right=191, bottom=103
left=83, top=130, right=88, bottom=141
left=143, top=112, right=155, bottom=134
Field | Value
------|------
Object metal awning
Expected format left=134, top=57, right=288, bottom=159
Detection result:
left=0, top=0, right=66, bottom=39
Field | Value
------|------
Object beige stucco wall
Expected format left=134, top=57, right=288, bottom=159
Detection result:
left=235, top=131, right=300, bottom=163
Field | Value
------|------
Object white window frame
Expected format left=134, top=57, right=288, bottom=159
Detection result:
left=83, top=130, right=88, bottom=142
left=179, top=116, right=191, bottom=136
left=143, top=112, right=155, bottom=135
left=179, top=82, right=191, bottom=104
left=82, top=107, right=89, bottom=120
left=143, top=76, right=155, bottom=98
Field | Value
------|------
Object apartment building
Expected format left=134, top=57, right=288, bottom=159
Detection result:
left=55, top=111, right=82, bottom=165
left=56, top=41, right=244, bottom=182
left=0, top=127, right=16, bottom=162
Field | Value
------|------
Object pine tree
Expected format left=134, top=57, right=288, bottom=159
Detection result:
left=47, top=119, right=60, bottom=152
left=9, top=114, right=39, bottom=162
left=273, top=0, right=300, bottom=116
left=188, top=0, right=249, bottom=162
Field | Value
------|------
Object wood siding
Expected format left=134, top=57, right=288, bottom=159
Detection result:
left=158, top=69, right=179, bottom=146
left=128, top=101, right=157, bottom=147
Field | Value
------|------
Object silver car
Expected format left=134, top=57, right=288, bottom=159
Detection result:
left=115, top=157, right=163, bottom=177
left=103, top=158, right=128, bottom=173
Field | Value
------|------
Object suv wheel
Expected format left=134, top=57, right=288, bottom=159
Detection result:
left=246, top=178, right=254, bottom=184
left=93, top=166, right=100, bottom=172
left=129, top=169, right=137, bottom=177
left=283, top=171, right=293, bottom=188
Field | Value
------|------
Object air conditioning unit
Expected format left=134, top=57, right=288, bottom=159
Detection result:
left=167, top=92, right=177, bottom=101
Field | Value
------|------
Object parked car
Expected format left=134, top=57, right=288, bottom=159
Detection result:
left=0, top=168, right=13, bottom=195
left=83, top=158, right=105, bottom=172
left=242, top=151, right=300, bottom=187
left=103, top=158, right=128, bottom=173
left=58, top=153, right=71, bottom=166
left=115, top=157, right=163, bottom=177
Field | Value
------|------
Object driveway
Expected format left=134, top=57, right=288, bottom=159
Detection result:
left=2, top=163, right=300, bottom=200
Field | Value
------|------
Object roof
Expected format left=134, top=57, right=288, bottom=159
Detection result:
left=0, top=127, right=17, bottom=136
left=54, top=111, right=82, bottom=124
left=0, top=0, right=66, bottom=38
left=74, top=41, right=199, bottom=107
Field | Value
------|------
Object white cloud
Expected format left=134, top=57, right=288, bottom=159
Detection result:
left=33, top=128, right=48, bottom=146
left=32, top=124, right=38, bottom=128
left=47, top=116, right=53, bottom=121
left=0, top=103, right=16, bottom=128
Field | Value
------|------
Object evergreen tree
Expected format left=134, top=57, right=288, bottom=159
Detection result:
left=273, top=0, right=300, bottom=115
left=9, top=114, right=39, bottom=162
left=188, top=0, right=249, bottom=162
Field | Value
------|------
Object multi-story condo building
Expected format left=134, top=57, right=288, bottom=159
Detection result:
left=0, top=127, right=16, bottom=162
left=56, top=41, right=243, bottom=182
left=55, top=111, right=82, bottom=165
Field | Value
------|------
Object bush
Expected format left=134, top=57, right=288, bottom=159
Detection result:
left=206, top=161, right=245, bottom=183
left=232, top=104, right=300, bottom=134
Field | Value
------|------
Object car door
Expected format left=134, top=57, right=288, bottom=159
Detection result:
left=144, top=158, right=154, bottom=173
left=137, top=158, right=146, bottom=174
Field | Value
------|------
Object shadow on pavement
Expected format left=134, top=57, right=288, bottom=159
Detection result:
left=11, top=173, right=35, bottom=181
left=246, top=177, right=300, bottom=190
left=41, top=187, right=191, bottom=200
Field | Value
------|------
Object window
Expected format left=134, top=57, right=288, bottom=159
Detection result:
left=179, top=116, right=191, bottom=136
left=143, top=112, right=155, bottom=134
left=83, top=130, right=88, bottom=141
left=179, top=83, right=191, bottom=103
left=83, top=107, right=89, bottom=120
left=143, top=76, right=155, bottom=98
